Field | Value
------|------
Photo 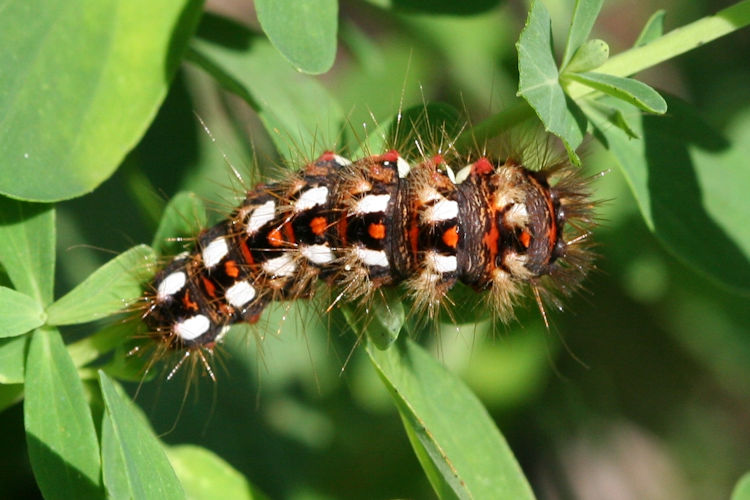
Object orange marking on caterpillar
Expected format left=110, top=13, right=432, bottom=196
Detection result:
left=442, top=226, right=459, bottom=248
left=368, top=222, right=386, bottom=240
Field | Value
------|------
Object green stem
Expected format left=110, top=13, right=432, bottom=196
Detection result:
left=461, top=0, right=750, bottom=146
left=568, top=0, right=750, bottom=99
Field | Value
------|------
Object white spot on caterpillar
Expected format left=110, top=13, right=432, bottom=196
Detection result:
left=247, top=200, right=276, bottom=234
left=174, top=314, right=211, bottom=341
left=505, top=203, right=529, bottom=226
left=455, top=164, right=472, bottom=184
left=295, top=186, right=328, bottom=212
left=202, top=237, right=228, bottom=268
left=333, top=155, right=352, bottom=167
left=397, top=156, right=411, bottom=178
left=355, top=194, right=390, bottom=214
left=426, top=253, right=457, bottom=274
left=424, top=199, right=458, bottom=223
left=156, top=271, right=186, bottom=301
left=225, top=280, right=256, bottom=308
left=301, top=244, right=335, bottom=265
left=355, top=247, right=389, bottom=267
left=262, top=253, right=297, bottom=277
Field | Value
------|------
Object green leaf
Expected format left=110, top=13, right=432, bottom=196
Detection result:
left=99, top=371, right=185, bottom=500
left=152, top=192, right=207, bottom=256
left=68, top=322, right=138, bottom=369
left=0, top=198, right=54, bottom=305
left=563, top=39, right=609, bottom=74
left=255, top=0, right=338, bottom=75
left=24, top=328, right=102, bottom=500
left=733, top=472, right=750, bottom=500
left=367, top=336, right=535, bottom=500
left=0, top=335, right=29, bottom=384
left=0, top=286, right=46, bottom=337
left=567, top=72, right=667, bottom=114
left=167, top=445, right=266, bottom=500
left=362, top=0, right=502, bottom=15
left=561, top=0, right=605, bottom=69
left=634, top=9, right=666, bottom=47
left=590, top=95, right=750, bottom=293
left=517, top=0, right=585, bottom=165
left=0, top=383, right=24, bottom=413
left=0, top=0, right=205, bottom=202
left=343, top=288, right=405, bottom=350
left=46, top=245, right=156, bottom=325
left=189, top=14, right=345, bottom=161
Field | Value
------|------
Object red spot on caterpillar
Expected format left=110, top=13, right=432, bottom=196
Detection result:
left=368, top=222, right=386, bottom=240
left=319, top=151, right=336, bottom=161
left=310, top=216, right=327, bottom=236
left=483, top=215, right=500, bottom=265
left=182, top=290, right=199, bottom=312
left=472, top=158, right=493, bottom=175
left=442, top=226, right=459, bottom=249
left=267, top=228, right=284, bottom=247
left=224, top=260, right=240, bottom=278
left=432, top=154, right=444, bottom=165
left=239, top=238, right=254, bottom=265
left=519, top=230, right=531, bottom=248
left=381, top=150, right=399, bottom=163
left=201, top=276, right=217, bottom=298
left=283, top=222, right=296, bottom=245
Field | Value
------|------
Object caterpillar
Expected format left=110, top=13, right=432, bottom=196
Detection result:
left=140, top=144, right=595, bottom=378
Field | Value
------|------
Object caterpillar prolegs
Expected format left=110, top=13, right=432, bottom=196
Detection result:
left=142, top=147, right=594, bottom=374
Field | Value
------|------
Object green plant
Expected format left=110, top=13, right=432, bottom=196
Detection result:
left=1, top=0, right=750, bottom=498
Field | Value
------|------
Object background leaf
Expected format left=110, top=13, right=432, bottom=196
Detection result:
left=46, top=245, right=156, bottom=325
left=367, top=336, right=536, bottom=499
left=0, top=335, right=29, bottom=384
left=0, top=286, right=46, bottom=337
left=0, top=198, right=54, bottom=306
left=167, top=445, right=266, bottom=500
left=255, top=0, right=338, bottom=74
left=24, top=328, right=102, bottom=500
left=152, top=192, right=207, bottom=256
left=0, top=0, right=204, bottom=201
left=100, top=371, right=185, bottom=500
left=561, top=0, right=605, bottom=68
left=590, top=95, right=750, bottom=293
left=634, top=9, right=667, bottom=47
left=189, top=14, right=345, bottom=161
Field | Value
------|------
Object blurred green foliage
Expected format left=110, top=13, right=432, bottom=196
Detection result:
left=1, top=0, right=750, bottom=498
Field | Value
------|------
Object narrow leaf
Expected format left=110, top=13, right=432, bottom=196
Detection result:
left=99, top=371, right=185, bottom=500
left=0, top=335, right=29, bottom=383
left=634, top=10, right=666, bottom=47
left=167, top=445, right=266, bottom=500
left=0, top=198, right=54, bottom=305
left=567, top=72, right=667, bottom=114
left=590, top=95, right=750, bottom=293
left=24, top=328, right=102, bottom=500
left=517, top=0, right=585, bottom=165
left=561, top=0, right=605, bottom=68
left=189, top=14, right=345, bottom=160
left=367, top=336, right=535, bottom=500
left=152, top=192, right=207, bottom=256
left=0, top=0, right=204, bottom=201
left=0, top=286, right=46, bottom=337
left=255, top=0, right=338, bottom=74
left=46, top=245, right=156, bottom=325
left=733, top=472, right=750, bottom=500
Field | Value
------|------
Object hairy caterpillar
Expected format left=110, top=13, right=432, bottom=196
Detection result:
left=137, top=136, right=595, bottom=379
